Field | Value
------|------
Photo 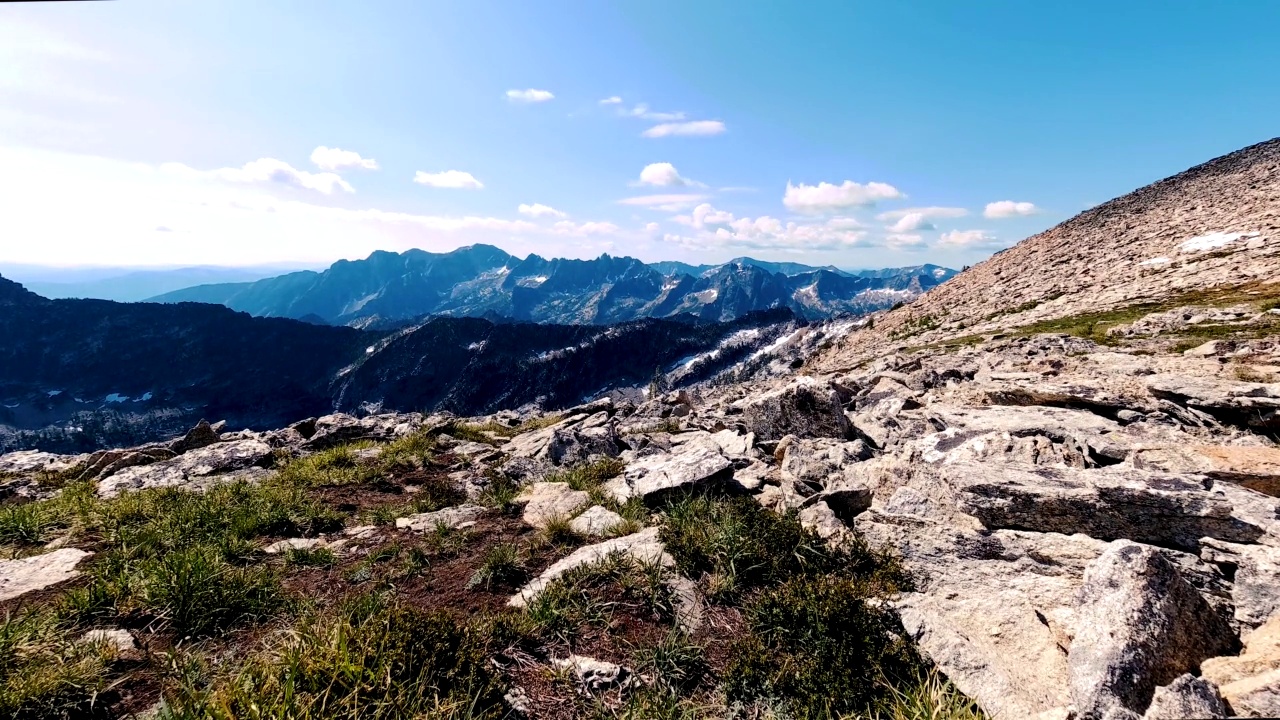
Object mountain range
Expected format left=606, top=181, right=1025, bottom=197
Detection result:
left=0, top=273, right=805, bottom=453
left=149, top=247, right=955, bottom=327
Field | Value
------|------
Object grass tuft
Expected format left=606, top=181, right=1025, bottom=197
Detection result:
left=467, top=543, right=526, bottom=591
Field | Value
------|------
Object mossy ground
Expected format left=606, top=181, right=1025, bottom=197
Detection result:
left=1, top=431, right=982, bottom=720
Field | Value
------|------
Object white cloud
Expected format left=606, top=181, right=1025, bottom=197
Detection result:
left=663, top=204, right=867, bottom=251
left=782, top=180, right=904, bottom=214
left=885, top=233, right=926, bottom=251
left=617, top=193, right=710, bottom=212
left=875, top=206, right=968, bottom=222
left=599, top=96, right=623, bottom=105
left=937, top=229, right=1002, bottom=249
left=0, top=147, right=663, bottom=267
left=626, top=104, right=687, bottom=122
left=162, top=158, right=354, bottom=194
left=636, top=162, right=702, bottom=187
left=886, top=213, right=933, bottom=233
left=641, top=120, right=726, bottom=138
left=983, top=200, right=1039, bottom=218
left=552, top=220, right=620, bottom=236
left=505, top=88, right=555, bottom=103
left=413, top=170, right=484, bottom=189
left=310, top=146, right=379, bottom=171
left=518, top=203, right=567, bottom=219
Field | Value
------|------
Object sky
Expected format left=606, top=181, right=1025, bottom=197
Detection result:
left=1, top=1, right=1278, bottom=271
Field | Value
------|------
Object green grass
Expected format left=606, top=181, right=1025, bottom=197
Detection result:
left=285, top=546, right=337, bottom=568
left=138, top=544, right=283, bottom=636
left=0, top=503, right=61, bottom=547
left=547, top=457, right=626, bottom=492
left=455, top=415, right=564, bottom=440
left=467, top=543, right=526, bottom=591
left=723, top=574, right=921, bottom=720
left=861, top=669, right=987, bottom=720
left=525, top=553, right=674, bottom=643
left=660, top=494, right=905, bottom=603
left=275, top=443, right=382, bottom=487
left=160, top=592, right=511, bottom=720
left=0, top=610, right=117, bottom=720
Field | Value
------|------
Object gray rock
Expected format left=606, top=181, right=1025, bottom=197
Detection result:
left=263, top=537, right=327, bottom=554
left=950, top=463, right=1265, bottom=552
left=395, top=503, right=485, bottom=533
left=1142, top=674, right=1226, bottom=719
left=740, top=378, right=851, bottom=441
left=569, top=505, right=625, bottom=537
left=780, top=438, right=874, bottom=488
left=1202, top=615, right=1280, bottom=715
left=508, top=528, right=672, bottom=607
left=1199, top=539, right=1280, bottom=629
left=603, top=446, right=732, bottom=505
left=0, top=449, right=80, bottom=475
left=1069, top=540, right=1237, bottom=720
left=0, top=548, right=92, bottom=602
left=547, top=419, right=624, bottom=466
left=168, top=419, right=222, bottom=454
left=79, top=628, right=137, bottom=653
left=551, top=655, right=630, bottom=692
left=515, top=482, right=589, bottom=529
left=96, top=439, right=274, bottom=498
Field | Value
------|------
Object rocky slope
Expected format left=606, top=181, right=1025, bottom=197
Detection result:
left=150, top=245, right=955, bottom=326
left=4, top=138, right=1279, bottom=718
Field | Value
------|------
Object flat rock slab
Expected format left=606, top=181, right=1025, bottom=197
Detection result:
left=603, top=446, right=732, bottom=505
left=263, top=537, right=327, bottom=554
left=0, top=450, right=82, bottom=476
left=396, top=503, right=485, bottom=533
left=515, top=482, right=589, bottom=529
left=96, top=439, right=273, bottom=498
left=508, top=527, right=672, bottom=608
left=0, top=548, right=92, bottom=602
left=569, top=505, right=624, bottom=537
left=80, top=628, right=137, bottom=652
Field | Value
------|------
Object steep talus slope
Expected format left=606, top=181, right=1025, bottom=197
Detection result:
left=818, top=137, right=1280, bottom=370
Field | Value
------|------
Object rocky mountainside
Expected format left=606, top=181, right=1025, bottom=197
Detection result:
left=150, top=245, right=955, bottom=326
left=0, top=277, right=804, bottom=453
left=3, top=139, right=1279, bottom=719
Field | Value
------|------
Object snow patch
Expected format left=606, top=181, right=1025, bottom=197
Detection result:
left=1179, top=231, right=1260, bottom=253
left=104, top=393, right=130, bottom=403
left=137, top=392, right=153, bottom=402
left=1140, top=257, right=1170, bottom=266
left=467, top=341, right=486, bottom=352
left=46, top=390, right=62, bottom=397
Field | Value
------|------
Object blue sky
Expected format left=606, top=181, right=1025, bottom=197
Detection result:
left=1, top=1, right=1277, bottom=270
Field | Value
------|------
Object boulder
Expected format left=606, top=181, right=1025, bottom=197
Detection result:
left=740, top=378, right=851, bottom=441
left=1141, top=674, right=1227, bottom=719
left=96, top=439, right=274, bottom=498
left=547, top=419, right=624, bottom=466
left=949, top=463, right=1266, bottom=552
left=858, top=510, right=1105, bottom=719
left=569, top=506, right=625, bottom=537
left=515, top=482, right=589, bottom=529
left=603, top=446, right=732, bottom=505
left=395, top=503, right=485, bottom=533
left=780, top=438, right=874, bottom=489
left=168, top=419, right=222, bottom=454
left=1068, top=540, right=1237, bottom=720
left=1199, top=539, right=1280, bottom=628
left=508, top=527, right=672, bottom=607
left=0, top=548, right=92, bottom=602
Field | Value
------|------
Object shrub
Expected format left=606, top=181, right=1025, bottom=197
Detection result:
left=467, top=543, right=525, bottom=591
left=660, top=494, right=901, bottom=602
left=723, top=574, right=920, bottom=719
left=162, top=593, right=509, bottom=720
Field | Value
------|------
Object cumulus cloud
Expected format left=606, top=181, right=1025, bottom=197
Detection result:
left=599, top=96, right=623, bottom=105
left=626, top=104, right=687, bottom=122
left=937, top=229, right=1001, bottom=248
left=162, top=158, right=354, bottom=194
left=413, top=170, right=484, bottom=189
left=616, top=193, right=710, bottom=212
left=782, top=180, right=904, bottom=214
left=310, top=146, right=379, bottom=171
left=876, top=206, right=968, bottom=222
left=517, top=203, right=567, bottom=219
left=636, top=162, right=703, bottom=188
left=505, top=88, right=554, bottom=103
left=983, top=200, right=1039, bottom=218
left=641, top=120, right=726, bottom=138
left=885, top=233, right=926, bottom=251
left=663, top=204, right=867, bottom=251
left=887, top=213, right=934, bottom=233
